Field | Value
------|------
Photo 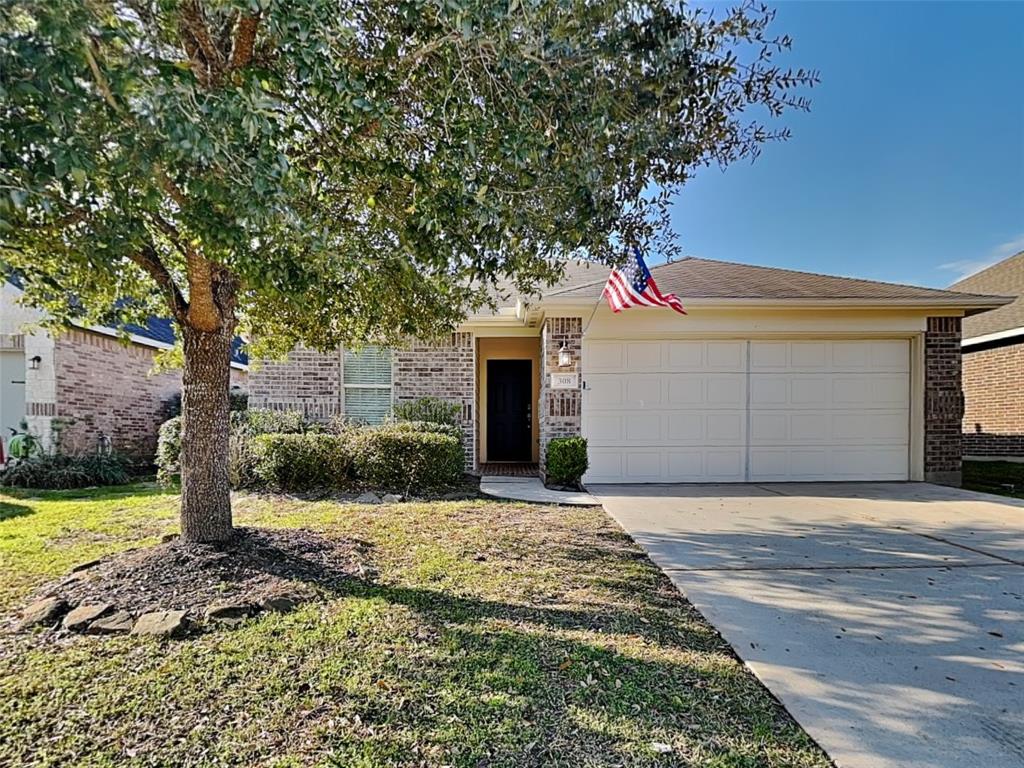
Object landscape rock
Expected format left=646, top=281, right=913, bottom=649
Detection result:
left=205, top=601, right=254, bottom=624
left=131, top=610, right=187, bottom=637
left=260, top=594, right=303, bottom=613
left=18, top=597, right=67, bottom=630
left=354, top=492, right=382, bottom=504
left=62, top=603, right=112, bottom=631
left=381, top=493, right=403, bottom=503
left=88, top=610, right=135, bottom=634
left=69, top=558, right=104, bottom=574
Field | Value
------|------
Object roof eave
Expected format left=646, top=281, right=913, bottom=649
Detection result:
left=534, top=296, right=1014, bottom=311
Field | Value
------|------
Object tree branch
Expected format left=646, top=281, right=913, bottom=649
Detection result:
left=129, top=245, right=189, bottom=322
left=82, top=39, right=123, bottom=114
left=229, top=13, right=260, bottom=70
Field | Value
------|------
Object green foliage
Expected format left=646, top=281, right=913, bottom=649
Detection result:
left=383, top=420, right=463, bottom=441
left=164, top=391, right=249, bottom=419
left=156, top=409, right=312, bottom=485
left=393, top=397, right=461, bottom=426
left=0, top=453, right=130, bottom=489
left=250, top=433, right=353, bottom=492
left=546, top=437, right=589, bottom=488
left=155, top=416, right=182, bottom=486
left=232, top=408, right=311, bottom=437
left=0, top=0, right=814, bottom=355
left=352, top=427, right=464, bottom=492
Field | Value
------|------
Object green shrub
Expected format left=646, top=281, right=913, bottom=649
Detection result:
left=352, top=427, right=464, bottom=492
left=250, top=433, right=354, bottom=492
left=235, top=408, right=310, bottom=436
left=0, top=453, right=131, bottom=489
left=393, top=397, right=461, bottom=426
left=156, top=408, right=311, bottom=486
left=383, top=420, right=463, bottom=441
left=545, top=437, right=588, bottom=487
left=155, top=416, right=182, bottom=485
left=164, top=390, right=248, bottom=418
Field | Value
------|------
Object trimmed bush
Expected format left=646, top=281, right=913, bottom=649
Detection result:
left=155, top=416, right=182, bottom=486
left=156, top=408, right=312, bottom=486
left=0, top=453, right=131, bottom=490
left=393, top=397, right=461, bottom=426
left=250, top=433, right=354, bottom=492
left=545, top=437, right=588, bottom=488
left=383, top=420, right=463, bottom=441
left=352, top=427, right=463, bottom=492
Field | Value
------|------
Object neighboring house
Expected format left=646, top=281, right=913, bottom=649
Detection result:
left=250, top=257, right=1009, bottom=486
left=950, top=250, right=1024, bottom=460
left=0, top=279, right=248, bottom=459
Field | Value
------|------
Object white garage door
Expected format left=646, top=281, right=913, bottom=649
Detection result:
left=582, top=339, right=910, bottom=483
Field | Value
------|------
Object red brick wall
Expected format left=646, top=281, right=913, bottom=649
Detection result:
left=924, top=317, right=963, bottom=485
left=962, top=341, right=1024, bottom=457
left=54, top=329, right=182, bottom=458
left=393, top=332, right=475, bottom=469
left=539, top=317, right=583, bottom=477
left=248, top=347, right=343, bottom=420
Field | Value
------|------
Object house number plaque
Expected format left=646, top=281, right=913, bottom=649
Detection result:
left=550, top=373, right=579, bottom=390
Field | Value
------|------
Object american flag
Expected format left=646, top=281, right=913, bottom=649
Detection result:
left=602, top=248, right=686, bottom=315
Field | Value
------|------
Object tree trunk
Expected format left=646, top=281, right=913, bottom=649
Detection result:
left=179, top=323, right=234, bottom=542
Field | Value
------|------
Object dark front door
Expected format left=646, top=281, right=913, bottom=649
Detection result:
left=487, top=359, right=532, bottom=462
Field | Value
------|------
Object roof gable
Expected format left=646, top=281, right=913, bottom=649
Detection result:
left=950, top=251, right=1024, bottom=340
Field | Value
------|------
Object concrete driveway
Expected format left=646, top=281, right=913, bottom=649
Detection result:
left=591, top=482, right=1024, bottom=768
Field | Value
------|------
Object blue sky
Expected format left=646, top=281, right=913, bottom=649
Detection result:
left=668, top=1, right=1024, bottom=288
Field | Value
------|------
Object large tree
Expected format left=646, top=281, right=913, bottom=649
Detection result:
left=0, top=0, right=813, bottom=541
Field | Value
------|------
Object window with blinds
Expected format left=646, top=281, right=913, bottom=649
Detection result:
left=343, top=346, right=392, bottom=424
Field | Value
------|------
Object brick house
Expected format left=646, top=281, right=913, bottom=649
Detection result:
left=250, top=257, right=1009, bottom=486
left=0, top=279, right=248, bottom=459
left=950, top=250, right=1024, bottom=460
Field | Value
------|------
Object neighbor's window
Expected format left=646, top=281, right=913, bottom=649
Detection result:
left=343, top=346, right=392, bottom=424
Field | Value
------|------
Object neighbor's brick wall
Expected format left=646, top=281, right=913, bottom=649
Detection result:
left=924, top=317, right=963, bottom=485
left=393, top=332, right=475, bottom=470
left=539, top=317, right=583, bottom=477
left=248, top=347, right=343, bottom=421
left=53, top=329, right=182, bottom=458
left=962, top=341, right=1024, bottom=457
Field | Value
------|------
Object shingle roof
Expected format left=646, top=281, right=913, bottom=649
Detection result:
left=543, top=256, right=1010, bottom=308
left=949, top=251, right=1024, bottom=340
left=3, top=276, right=248, bottom=366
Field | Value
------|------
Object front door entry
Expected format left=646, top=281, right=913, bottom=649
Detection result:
left=486, top=359, right=532, bottom=462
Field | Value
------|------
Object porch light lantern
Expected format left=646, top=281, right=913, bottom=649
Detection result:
left=28, top=355, right=41, bottom=370
left=557, top=343, right=572, bottom=368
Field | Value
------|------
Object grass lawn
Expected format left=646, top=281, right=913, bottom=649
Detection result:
left=0, top=485, right=830, bottom=768
left=962, top=459, right=1024, bottom=498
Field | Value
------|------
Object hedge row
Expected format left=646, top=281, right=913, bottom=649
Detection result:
left=157, top=412, right=465, bottom=494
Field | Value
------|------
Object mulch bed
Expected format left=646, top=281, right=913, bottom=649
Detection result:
left=9, top=528, right=368, bottom=638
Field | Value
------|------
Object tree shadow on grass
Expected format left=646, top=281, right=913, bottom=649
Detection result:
left=302, top=577, right=824, bottom=767
left=0, top=501, right=34, bottom=522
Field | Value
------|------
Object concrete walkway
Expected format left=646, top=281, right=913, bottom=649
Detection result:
left=592, top=482, right=1024, bottom=768
left=479, top=476, right=598, bottom=505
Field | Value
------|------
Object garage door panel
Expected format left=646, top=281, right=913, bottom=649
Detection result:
left=666, top=342, right=704, bottom=369
left=750, top=410, right=908, bottom=446
left=705, top=375, right=745, bottom=406
left=586, top=376, right=625, bottom=407
left=705, top=342, right=746, bottom=371
left=625, top=413, right=663, bottom=442
left=586, top=341, right=626, bottom=372
left=749, top=447, right=907, bottom=481
left=626, top=343, right=663, bottom=370
left=587, top=410, right=744, bottom=446
left=832, top=375, right=908, bottom=407
left=625, top=376, right=663, bottom=406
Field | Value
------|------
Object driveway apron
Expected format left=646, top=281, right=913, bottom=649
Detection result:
left=592, top=482, right=1024, bottom=768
